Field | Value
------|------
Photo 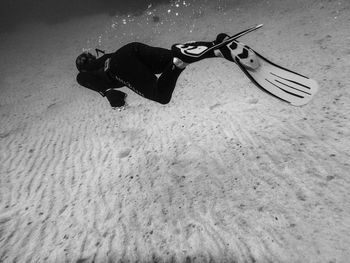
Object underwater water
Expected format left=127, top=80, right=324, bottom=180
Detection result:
left=0, top=0, right=234, bottom=34
left=0, top=0, right=170, bottom=33
left=77, top=0, right=239, bottom=52
left=1, top=0, right=350, bottom=262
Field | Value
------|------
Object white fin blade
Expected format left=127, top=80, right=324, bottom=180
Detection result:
left=235, top=50, right=319, bottom=106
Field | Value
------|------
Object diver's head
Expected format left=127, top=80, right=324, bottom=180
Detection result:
left=75, top=51, right=96, bottom=72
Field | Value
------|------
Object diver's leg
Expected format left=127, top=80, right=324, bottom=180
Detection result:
left=132, top=42, right=174, bottom=73
left=107, top=42, right=177, bottom=104
left=154, top=62, right=184, bottom=104
left=107, top=43, right=156, bottom=99
left=132, top=42, right=186, bottom=103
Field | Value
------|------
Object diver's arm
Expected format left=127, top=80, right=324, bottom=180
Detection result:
left=76, top=72, right=114, bottom=96
left=76, top=72, right=127, bottom=107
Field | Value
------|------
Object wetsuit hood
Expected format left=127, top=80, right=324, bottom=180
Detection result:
left=76, top=52, right=97, bottom=72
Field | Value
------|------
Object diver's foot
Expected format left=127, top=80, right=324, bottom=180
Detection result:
left=173, top=57, right=188, bottom=69
left=214, top=33, right=230, bottom=45
left=213, top=33, right=230, bottom=58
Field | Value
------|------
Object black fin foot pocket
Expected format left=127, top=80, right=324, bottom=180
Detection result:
left=171, top=41, right=215, bottom=63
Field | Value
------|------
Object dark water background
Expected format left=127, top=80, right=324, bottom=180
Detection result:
left=0, top=0, right=171, bottom=33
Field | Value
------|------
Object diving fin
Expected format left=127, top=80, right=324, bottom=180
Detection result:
left=172, top=24, right=263, bottom=63
left=218, top=40, right=319, bottom=106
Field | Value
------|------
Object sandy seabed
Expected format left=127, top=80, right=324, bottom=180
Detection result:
left=1, top=0, right=350, bottom=262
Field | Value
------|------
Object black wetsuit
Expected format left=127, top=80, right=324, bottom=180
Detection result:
left=76, top=42, right=184, bottom=106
